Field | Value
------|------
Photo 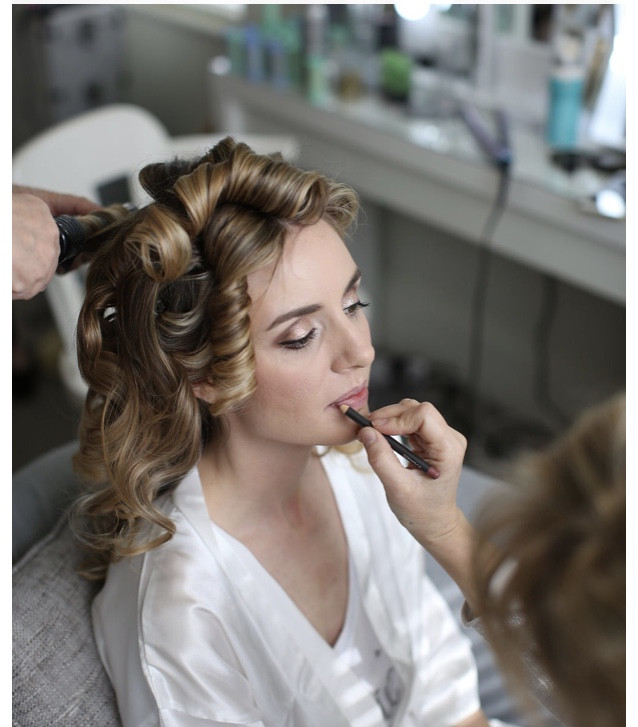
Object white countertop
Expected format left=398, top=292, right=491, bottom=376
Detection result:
left=209, top=72, right=625, bottom=305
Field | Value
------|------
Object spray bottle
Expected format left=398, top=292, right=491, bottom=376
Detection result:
left=546, top=31, right=585, bottom=150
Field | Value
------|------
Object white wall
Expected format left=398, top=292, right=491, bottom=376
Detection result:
left=364, top=206, right=624, bottom=427
left=121, top=7, right=227, bottom=137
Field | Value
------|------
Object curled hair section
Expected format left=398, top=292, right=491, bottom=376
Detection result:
left=71, top=137, right=359, bottom=578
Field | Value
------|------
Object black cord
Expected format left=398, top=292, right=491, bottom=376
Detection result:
left=466, top=164, right=510, bottom=440
left=533, top=275, right=571, bottom=427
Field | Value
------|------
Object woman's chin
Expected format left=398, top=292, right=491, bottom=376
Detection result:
left=321, top=428, right=362, bottom=449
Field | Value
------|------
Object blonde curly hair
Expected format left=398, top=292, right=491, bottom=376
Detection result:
left=71, top=137, right=359, bottom=579
left=473, top=392, right=625, bottom=727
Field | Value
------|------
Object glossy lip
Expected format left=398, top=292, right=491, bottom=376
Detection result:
left=331, top=384, right=369, bottom=411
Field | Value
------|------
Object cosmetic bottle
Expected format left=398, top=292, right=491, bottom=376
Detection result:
left=260, top=5, right=289, bottom=90
left=225, top=26, right=245, bottom=77
left=243, top=24, right=265, bottom=84
left=347, top=4, right=380, bottom=95
left=380, top=49, right=412, bottom=104
left=282, top=19, right=303, bottom=92
left=304, top=4, right=329, bottom=104
left=330, top=23, right=366, bottom=101
left=546, top=32, right=585, bottom=150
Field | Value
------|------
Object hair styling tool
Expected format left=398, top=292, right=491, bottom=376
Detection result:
left=55, top=202, right=137, bottom=272
left=460, top=103, right=512, bottom=171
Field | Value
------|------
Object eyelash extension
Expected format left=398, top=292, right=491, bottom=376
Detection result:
left=345, top=300, right=369, bottom=317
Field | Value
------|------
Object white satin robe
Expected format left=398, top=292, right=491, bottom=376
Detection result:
left=92, top=448, right=480, bottom=727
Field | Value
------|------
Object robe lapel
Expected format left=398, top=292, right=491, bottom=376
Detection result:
left=325, top=454, right=415, bottom=703
left=175, top=467, right=387, bottom=726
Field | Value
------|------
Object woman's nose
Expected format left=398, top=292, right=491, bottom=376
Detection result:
left=332, top=317, right=375, bottom=372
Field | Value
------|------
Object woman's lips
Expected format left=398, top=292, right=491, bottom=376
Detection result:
left=332, top=385, right=368, bottom=410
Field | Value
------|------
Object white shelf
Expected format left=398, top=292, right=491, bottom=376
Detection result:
left=209, top=73, right=625, bottom=305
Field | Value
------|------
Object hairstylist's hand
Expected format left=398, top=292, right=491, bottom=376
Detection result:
left=12, top=185, right=99, bottom=300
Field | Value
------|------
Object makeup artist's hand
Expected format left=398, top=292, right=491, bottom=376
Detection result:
left=358, top=399, right=480, bottom=607
left=358, top=399, right=466, bottom=541
left=12, top=185, right=98, bottom=300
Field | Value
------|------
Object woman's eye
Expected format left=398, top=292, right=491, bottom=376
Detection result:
left=278, top=300, right=368, bottom=350
left=280, top=328, right=318, bottom=350
left=345, top=300, right=370, bottom=317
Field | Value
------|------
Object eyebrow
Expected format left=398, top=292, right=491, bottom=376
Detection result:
left=266, top=267, right=362, bottom=331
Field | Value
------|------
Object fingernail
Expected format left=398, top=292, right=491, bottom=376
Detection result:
left=371, top=417, right=388, bottom=427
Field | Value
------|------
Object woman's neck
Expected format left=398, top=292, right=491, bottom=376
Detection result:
left=197, top=432, right=325, bottom=533
left=198, top=432, right=348, bottom=647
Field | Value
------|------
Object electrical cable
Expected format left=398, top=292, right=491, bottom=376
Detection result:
left=533, top=274, right=571, bottom=427
left=454, top=105, right=514, bottom=444
left=459, top=103, right=513, bottom=442
left=461, top=105, right=572, bottom=453
left=466, top=164, right=510, bottom=441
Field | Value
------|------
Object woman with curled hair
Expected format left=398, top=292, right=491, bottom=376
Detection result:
left=71, top=138, right=492, bottom=727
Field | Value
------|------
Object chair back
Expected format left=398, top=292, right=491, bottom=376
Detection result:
left=13, top=104, right=180, bottom=402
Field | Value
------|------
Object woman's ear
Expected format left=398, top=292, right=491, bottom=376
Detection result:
left=193, top=379, right=218, bottom=406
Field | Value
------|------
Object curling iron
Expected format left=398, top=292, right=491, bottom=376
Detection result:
left=459, top=102, right=512, bottom=171
left=54, top=202, right=137, bottom=272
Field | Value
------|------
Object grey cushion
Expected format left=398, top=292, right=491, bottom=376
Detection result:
left=12, top=515, right=121, bottom=727
left=12, top=440, right=81, bottom=563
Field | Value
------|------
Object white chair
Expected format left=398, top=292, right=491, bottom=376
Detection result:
left=12, top=103, right=298, bottom=403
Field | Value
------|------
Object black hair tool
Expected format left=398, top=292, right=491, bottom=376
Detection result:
left=55, top=202, right=137, bottom=272
left=460, top=103, right=512, bottom=170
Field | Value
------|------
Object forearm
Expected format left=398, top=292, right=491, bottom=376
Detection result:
left=415, top=509, right=481, bottom=615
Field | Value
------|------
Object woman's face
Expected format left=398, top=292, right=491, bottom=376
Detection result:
left=229, top=219, right=375, bottom=449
